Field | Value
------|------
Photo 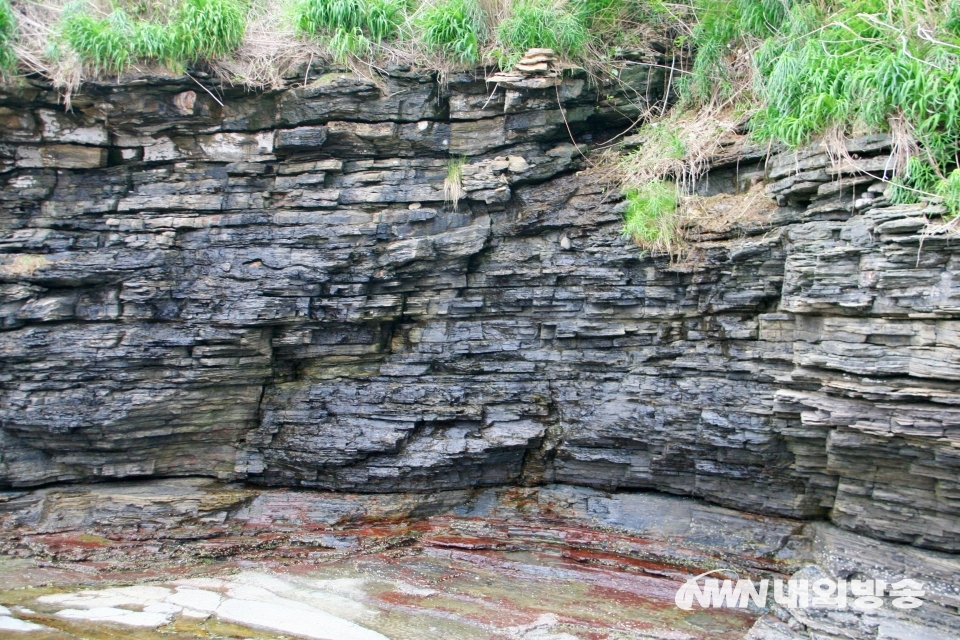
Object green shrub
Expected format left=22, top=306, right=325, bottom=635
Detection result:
left=416, top=0, right=485, bottom=64
left=622, top=179, right=678, bottom=251
left=0, top=0, right=17, bottom=72
left=173, top=0, right=246, bottom=60
left=295, top=0, right=405, bottom=60
left=496, top=0, right=589, bottom=66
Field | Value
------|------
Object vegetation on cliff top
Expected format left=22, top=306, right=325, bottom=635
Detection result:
left=2, top=1, right=958, bottom=254
left=689, top=0, right=960, bottom=203
left=619, top=0, right=960, bottom=251
left=5, top=0, right=663, bottom=87
left=56, top=0, right=245, bottom=74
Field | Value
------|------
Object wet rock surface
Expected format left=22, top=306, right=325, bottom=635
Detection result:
left=0, top=480, right=957, bottom=639
left=0, top=481, right=783, bottom=639
left=0, top=59, right=958, bottom=579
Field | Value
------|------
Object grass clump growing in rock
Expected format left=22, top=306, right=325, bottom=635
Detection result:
left=60, top=8, right=139, bottom=74
left=415, top=0, right=486, bottom=64
left=615, top=111, right=740, bottom=253
left=444, top=156, right=466, bottom=209
left=936, top=168, right=960, bottom=213
left=295, top=0, right=406, bottom=61
left=622, top=180, right=679, bottom=253
left=173, top=0, right=247, bottom=60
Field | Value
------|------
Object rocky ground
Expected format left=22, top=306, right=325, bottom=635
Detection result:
left=0, top=479, right=955, bottom=639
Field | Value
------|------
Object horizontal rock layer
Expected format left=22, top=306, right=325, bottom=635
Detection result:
left=0, top=63, right=958, bottom=555
left=1, top=479, right=957, bottom=639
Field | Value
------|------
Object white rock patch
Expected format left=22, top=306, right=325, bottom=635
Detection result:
left=34, top=572, right=389, bottom=639
left=0, top=605, right=48, bottom=632
left=166, top=587, right=221, bottom=613
left=0, top=616, right=49, bottom=632
left=217, top=598, right=388, bottom=640
left=38, top=585, right=174, bottom=610
left=55, top=606, right=173, bottom=627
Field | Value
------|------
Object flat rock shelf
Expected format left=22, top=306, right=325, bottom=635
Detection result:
left=0, top=480, right=958, bottom=639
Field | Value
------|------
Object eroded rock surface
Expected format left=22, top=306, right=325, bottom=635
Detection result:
left=0, top=62, right=958, bottom=561
left=0, top=480, right=957, bottom=639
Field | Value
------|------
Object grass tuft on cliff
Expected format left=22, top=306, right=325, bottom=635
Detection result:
left=174, top=0, right=247, bottom=60
left=294, top=0, right=405, bottom=61
left=622, top=180, right=680, bottom=253
left=55, top=0, right=245, bottom=75
left=415, top=0, right=486, bottom=64
left=496, top=0, right=590, bottom=66
left=444, top=156, right=466, bottom=209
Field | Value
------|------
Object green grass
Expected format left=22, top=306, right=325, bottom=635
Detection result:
left=296, top=0, right=368, bottom=34
left=295, top=0, right=406, bottom=61
left=173, top=0, right=246, bottom=60
left=129, top=21, right=176, bottom=61
left=444, top=156, right=466, bottom=208
left=948, top=0, right=960, bottom=32
left=679, top=0, right=776, bottom=106
left=61, top=8, right=135, bottom=74
left=0, top=0, right=16, bottom=73
left=59, top=0, right=246, bottom=74
left=573, top=0, right=624, bottom=25
left=496, top=0, right=591, bottom=66
left=937, top=169, right=960, bottom=213
left=14, top=0, right=665, bottom=79
left=416, top=0, right=486, bottom=64
left=680, top=0, right=960, bottom=218
left=622, top=179, right=679, bottom=251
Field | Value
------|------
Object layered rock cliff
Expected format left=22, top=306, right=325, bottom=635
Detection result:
left=0, top=60, right=958, bottom=559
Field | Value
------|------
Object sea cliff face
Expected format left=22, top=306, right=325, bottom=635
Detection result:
left=0, top=61, right=958, bottom=560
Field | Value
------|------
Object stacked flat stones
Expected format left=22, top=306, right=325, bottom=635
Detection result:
left=487, top=48, right=559, bottom=88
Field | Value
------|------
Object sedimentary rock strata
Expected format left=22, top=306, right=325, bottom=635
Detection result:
left=0, top=60, right=958, bottom=561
